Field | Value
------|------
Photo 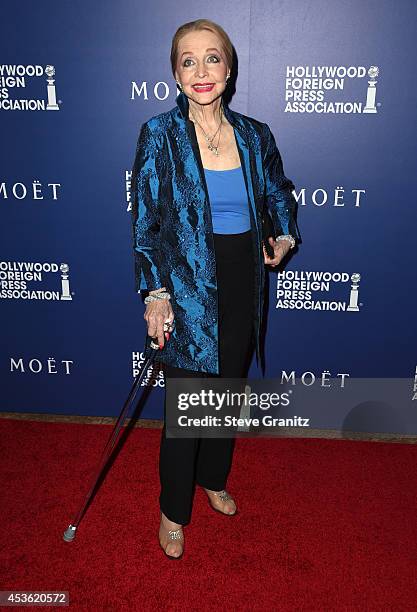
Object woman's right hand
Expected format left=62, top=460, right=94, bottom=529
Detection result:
left=144, top=298, right=175, bottom=349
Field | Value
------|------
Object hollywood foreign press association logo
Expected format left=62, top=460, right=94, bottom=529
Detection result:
left=0, top=64, right=60, bottom=111
left=276, top=271, right=361, bottom=312
left=132, top=351, right=165, bottom=387
left=285, top=65, right=379, bottom=114
left=125, top=170, right=132, bottom=212
left=0, top=261, right=73, bottom=301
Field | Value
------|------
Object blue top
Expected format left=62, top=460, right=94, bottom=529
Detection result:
left=203, top=165, right=251, bottom=234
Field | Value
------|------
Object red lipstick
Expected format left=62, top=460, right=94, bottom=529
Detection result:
left=192, top=83, right=215, bottom=92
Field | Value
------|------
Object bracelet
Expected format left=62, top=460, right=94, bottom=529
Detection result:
left=148, top=287, right=167, bottom=295
left=275, top=234, right=295, bottom=249
left=144, top=291, right=171, bottom=304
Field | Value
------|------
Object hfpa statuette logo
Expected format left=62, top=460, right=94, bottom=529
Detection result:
left=363, top=66, right=379, bottom=113
left=0, top=64, right=60, bottom=111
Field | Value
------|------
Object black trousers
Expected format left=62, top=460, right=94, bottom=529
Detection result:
left=159, top=230, right=256, bottom=525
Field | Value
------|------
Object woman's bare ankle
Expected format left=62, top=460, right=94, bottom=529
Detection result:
left=160, top=511, right=182, bottom=530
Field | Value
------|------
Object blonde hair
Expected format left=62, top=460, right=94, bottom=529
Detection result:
left=170, top=19, right=234, bottom=77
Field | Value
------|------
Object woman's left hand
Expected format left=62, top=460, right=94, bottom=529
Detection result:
left=262, top=237, right=291, bottom=267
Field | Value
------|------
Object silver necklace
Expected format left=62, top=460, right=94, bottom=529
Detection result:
left=190, top=105, right=224, bottom=156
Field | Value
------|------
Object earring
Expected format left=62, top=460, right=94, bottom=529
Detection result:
left=176, top=81, right=182, bottom=90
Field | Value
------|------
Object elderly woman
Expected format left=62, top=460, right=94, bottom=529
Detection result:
left=131, top=18, right=300, bottom=559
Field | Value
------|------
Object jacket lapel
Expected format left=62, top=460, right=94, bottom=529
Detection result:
left=232, top=128, right=258, bottom=231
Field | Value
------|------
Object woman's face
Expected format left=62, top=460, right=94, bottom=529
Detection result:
left=174, top=29, right=229, bottom=105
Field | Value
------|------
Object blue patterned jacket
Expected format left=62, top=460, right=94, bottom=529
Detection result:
left=131, top=91, right=301, bottom=374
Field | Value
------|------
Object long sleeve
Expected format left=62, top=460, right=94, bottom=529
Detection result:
left=131, top=122, right=164, bottom=292
left=262, top=123, right=301, bottom=244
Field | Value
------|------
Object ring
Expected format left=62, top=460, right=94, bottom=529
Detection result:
left=163, top=320, right=175, bottom=333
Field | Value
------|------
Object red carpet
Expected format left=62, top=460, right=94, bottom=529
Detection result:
left=1, top=418, right=416, bottom=611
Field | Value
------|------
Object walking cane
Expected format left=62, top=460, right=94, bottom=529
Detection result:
left=63, top=320, right=174, bottom=542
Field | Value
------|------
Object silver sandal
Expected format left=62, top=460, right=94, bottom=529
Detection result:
left=160, top=526, right=184, bottom=560
left=205, top=489, right=237, bottom=515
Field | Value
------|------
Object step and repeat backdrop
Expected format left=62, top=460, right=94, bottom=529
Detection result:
left=1, top=0, right=416, bottom=433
